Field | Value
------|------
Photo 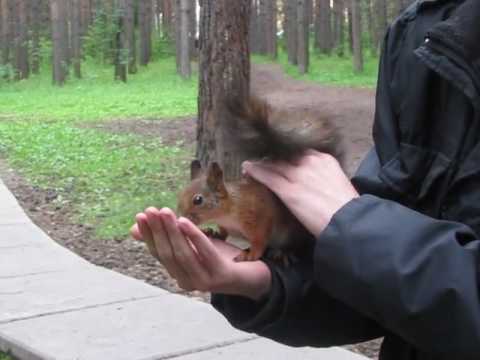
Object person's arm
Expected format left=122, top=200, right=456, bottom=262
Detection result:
left=314, top=195, right=480, bottom=358
left=212, top=255, right=385, bottom=347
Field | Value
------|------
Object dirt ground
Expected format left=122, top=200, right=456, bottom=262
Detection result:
left=0, top=64, right=381, bottom=358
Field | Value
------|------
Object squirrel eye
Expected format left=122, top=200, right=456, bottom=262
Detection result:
left=192, top=194, right=204, bottom=206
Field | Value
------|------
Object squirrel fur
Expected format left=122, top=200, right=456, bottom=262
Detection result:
left=177, top=96, right=344, bottom=263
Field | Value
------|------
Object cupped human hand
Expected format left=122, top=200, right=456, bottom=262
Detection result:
left=130, top=207, right=271, bottom=301
left=242, top=150, right=359, bottom=237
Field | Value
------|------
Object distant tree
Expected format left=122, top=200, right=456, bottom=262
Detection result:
left=162, top=0, right=174, bottom=38
left=14, top=0, right=29, bottom=79
left=297, top=0, right=309, bottom=74
left=125, top=0, right=137, bottom=74
left=0, top=0, right=11, bottom=67
left=332, top=0, right=345, bottom=56
left=30, top=0, right=41, bottom=74
left=264, top=0, right=277, bottom=58
left=197, top=0, right=250, bottom=180
left=176, top=0, right=191, bottom=78
left=138, top=0, right=152, bottom=65
left=189, top=0, right=197, bottom=57
left=315, top=0, right=332, bottom=54
left=71, top=0, right=82, bottom=78
left=51, top=0, right=68, bottom=85
left=114, top=0, right=127, bottom=82
left=249, top=0, right=260, bottom=54
left=347, top=1, right=353, bottom=53
left=351, top=0, right=363, bottom=72
left=373, top=0, right=387, bottom=53
left=285, top=0, right=297, bottom=65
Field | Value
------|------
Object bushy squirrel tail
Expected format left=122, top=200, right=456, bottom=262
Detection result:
left=224, top=96, right=344, bottom=163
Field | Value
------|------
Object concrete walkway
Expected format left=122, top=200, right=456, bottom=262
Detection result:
left=0, top=178, right=369, bottom=360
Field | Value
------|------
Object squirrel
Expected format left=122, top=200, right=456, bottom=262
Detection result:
left=177, top=96, right=344, bottom=263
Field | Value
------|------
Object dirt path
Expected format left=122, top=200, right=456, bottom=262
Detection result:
left=1, top=64, right=380, bottom=358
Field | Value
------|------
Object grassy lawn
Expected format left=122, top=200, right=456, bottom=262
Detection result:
left=0, top=54, right=376, bottom=240
left=0, top=352, right=14, bottom=360
left=0, top=58, right=196, bottom=239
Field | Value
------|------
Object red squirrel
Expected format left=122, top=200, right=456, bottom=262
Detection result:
left=177, top=96, right=344, bottom=263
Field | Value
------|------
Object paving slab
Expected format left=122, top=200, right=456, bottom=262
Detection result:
left=0, top=222, right=53, bottom=249
left=178, top=337, right=369, bottom=360
left=0, top=240, right=90, bottom=278
left=0, top=296, right=254, bottom=360
left=0, top=266, right=167, bottom=324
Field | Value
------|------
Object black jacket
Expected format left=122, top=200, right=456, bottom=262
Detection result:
left=212, top=0, right=480, bottom=359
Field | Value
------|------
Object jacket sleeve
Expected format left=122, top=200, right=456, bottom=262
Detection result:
left=314, top=194, right=480, bottom=358
left=211, top=255, right=384, bottom=347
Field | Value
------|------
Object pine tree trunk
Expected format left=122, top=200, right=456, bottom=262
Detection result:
left=265, top=0, right=277, bottom=58
left=316, top=0, right=332, bottom=54
left=51, top=0, right=68, bottom=85
left=285, top=0, right=297, bottom=65
left=351, top=0, right=363, bottom=72
left=14, top=0, right=29, bottom=80
left=138, top=0, right=151, bottom=65
left=126, top=0, right=137, bottom=73
left=333, top=0, right=345, bottom=56
left=374, top=0, right=387, bottom=53
left=115, top=0, right=127, bottom=82
left=31, top=0, right=41, bottom=74
left=297, top=0, right=309, bottom=74
left=162, top=0, right=174, bottom=38
left=347, top=1, right=353, bottom=53
left=71, top=0, right=82, bottom=78
left=197, top=0, right=250, bottom=180
left=0, top=0, right=10, bottom=66
left=178, top=0, right=191, bottom=78
left=189, top=0, right=197, bottom=57
left=80, top=0, right=91, bottom=37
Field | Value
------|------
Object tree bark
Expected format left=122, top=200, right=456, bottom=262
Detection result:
left=115, top=0, right=127, bottom=82
left=162, top=0, right=174, bottom=38
left=332, top=0, right=345, bottom=56
left=71, top=0, right=82, bottom=78
left=0, top=0, right=11, bottom=66
left=30, top=0, right=41, bottom=74
left=265, top=0, right=277, bottom=58
left=178, top=0, right=191, bottom=78
left=51, top=0, right=68, bottom=85
left=14, top=0, right=29, bottom=79
left=197, top=0, right=251, bottom=180
left=125, top=0, right=137, bottom=73
left=316, top=0, right=332, bottom=54
left=138, top=0, right=152, bottom=65
left=351, top=0, right=363, bottom=72
left=373, top=0, right=387, bottom=54
left=189, top=0, right=197, bottom=57
left=347, top=1, right=353, bottom=53
left=297, top=0, right=309, bottom=74
left=285, top=0, right=297, bottom=65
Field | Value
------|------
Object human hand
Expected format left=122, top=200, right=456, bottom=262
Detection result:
left=242, top=150, right=359, bottom=237
left=130, top=207, right=272, bottom=301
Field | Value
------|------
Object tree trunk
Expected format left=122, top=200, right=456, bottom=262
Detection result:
left=80, top=0, right=91, bottom=37
left=71, top=0, right=82, bottom=78
left=162, top=0, right=174, bottom=38
left=316, top=0, right=332, bottom=53
left=265, top=0, right=277, bottom=58
left=115, top=0, right=127, bottom=82
left=30, top=0, right=41, bottom=74
left=333, top=0, right=345, bottom=56
left=297, top=0, right=308, bottom=74
left=178, top=0, right=191, bottom=78
left=126, top=0, right=137, bottom=73
left=347, top=1, right=353, bottom=53
left=285, top=0, right=297, bottom=65
left=14, top=0, right=29, bottom=80
left=351, top=0, right=363, bottom=72
left=197, top=0, right=251, bottom=180
left=0, top=0, right=11, bottom=66
left=138, top=0, right=152, bottom=65
left=51, top=0, right=68, bottom=85
left=373, top=0, right=387, bottom=53
left=189, top=0, right=197, bottom=57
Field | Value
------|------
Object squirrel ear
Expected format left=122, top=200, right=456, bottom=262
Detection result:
left=190, top=160, right=202, bottom=180
left=206, top=162, right=227, bottom=195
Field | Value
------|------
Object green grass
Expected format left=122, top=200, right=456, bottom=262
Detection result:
left=280, top=51, right=379, bottom=88
left=0, top=59, right=197, bottom=122
left=0, top=351, right=14, bottom=360
left=0, top=58, right=196, bottom=239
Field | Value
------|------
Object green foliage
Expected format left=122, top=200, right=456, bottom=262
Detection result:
left=0, top=57, right=197, bottom=239
left=83, top=6, right=119, bottom=64
left=0, top=64, right=16, bottom=82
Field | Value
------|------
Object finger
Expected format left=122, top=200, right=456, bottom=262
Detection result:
left=145, top=208, right=186, bottom=280
left=136, top=213, right=159, bottom=259
left=130, top=222, right=142, bottom=241
left=159, top=208, right=210, bottom=283
left=242, top=161, right=290, bottom=194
